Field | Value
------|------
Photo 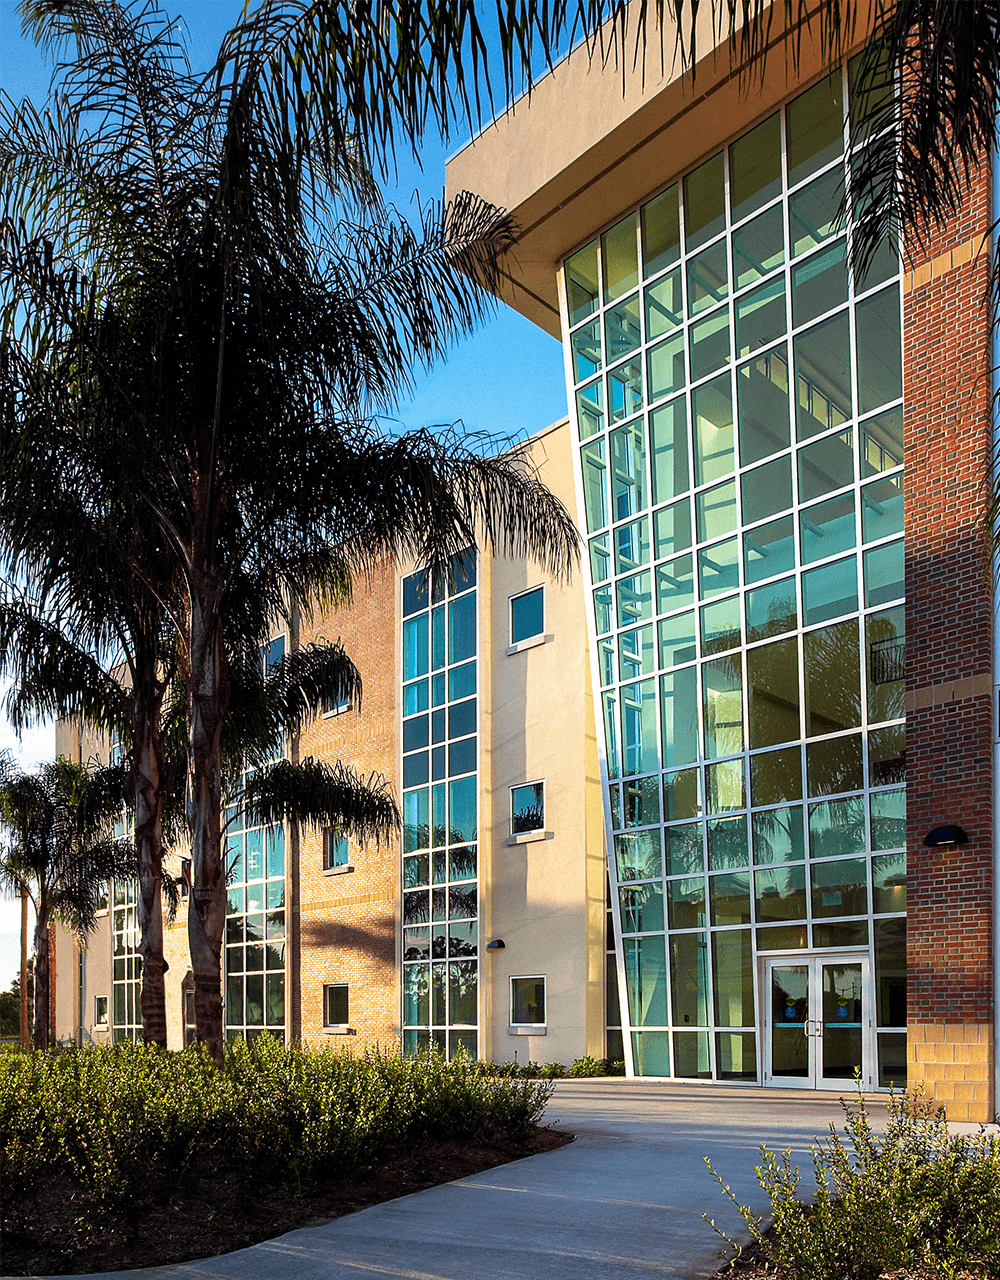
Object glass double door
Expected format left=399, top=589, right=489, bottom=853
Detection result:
left=763, top=953, right=873, bottom=1091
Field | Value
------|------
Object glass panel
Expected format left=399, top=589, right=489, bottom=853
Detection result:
left=787, top=73, right=844, bottom=187
left=703, top=656, right=743, bottom=757
left=624, top=935, right=669, bottom=1025
left=738, top=345, right=790, bottom=465
left=684, top=153, right=725, bottom=250
left=802, top=556, right=859, bottom=624
left=511, top=783, right=544, bottom=833
left=800, top=493, right=856, bottom=565
left=792, top=240, right=849, bottom=328
left=770, top=964, right=809, bottom=1076
left=604, top=690, right=621, bottom=777
left=717, top=1031, right=757, bottom=1079
left=653, top=498, right=692, bottom=560
left=656, top=553, right=695, bottom=614
left=665, top=822, right=703, bottom=875
left=756, top=862, right=809, bottom=926
left=670, top=933, right=709, bottom=1025
left=860, top=408, right=903, bottom=477
left=869, top=724, right=905, bottom=786
left=403, top=615, right=429, bottom=680
left=747, top=638, right=800, bottom=749
left=632, top=1030, right=671, bottom=1075
left=687, top=240, right=729, bottom=315
left=744, top=516, right=794, bottom=585
left=616, top=518, right=650, bottom=574
left=602, top=214, right=638, bottom=302
left=864, top=540, right=904, bottom=607
left=804, top=619, right=861, bottom=736
left=449, top=844, right=477, bottom=883
left=448, top=593, right=476, bottom=664
left=403, top=571, right=430, bottom=617
left=710, top=871, right=751, bottom=926
left=649, top=399, right=690, bottom=503
left=648, top=331, right=687, bottom=402
left=871, top=788, right=905, bottom=851
left=807, top=734, right=864, bottom=796
left=742, top=455, right=792, bottom=525
left=609, top=359, right=644, bottom=422
left=706, top=758, right=745, bottom=813
left=701, top=595, right=741, bottom=655
left=624, top=775, right=661, bottom=827
left=611, top=421, right=648, bottom=518
left=658, top=611, right=697, bottom=667
left=577, top=379, right=605, bottom=439
left=814, top=919, right=868, bottom=947
left=795, top=312, right=852, bottom=440
left=450, top=661, right=475, bottom=701
left=663, top=768, right=702, bottom=821
left=752, top=806, right=805, bottom=865
left=645, top=268, right=683, bottom=339
left=566, top=241, right=599, bottom=325
left=590, top=533, right=611, bottom=583
left=621, top=678, right=659, bottom=776
left=798, top=429, right=855, bottom=502
left=713, top=930, right=754, bottom=1026
left=693, top=375, right=735, bottom=484
left=448, top=777, right=477, bottom=843
left=690, top=309, right=731, bottom=381
left=619, top=624, right=656, bottom=681
left=707, top=815, right=749, bottom=870
left=619, top=882, right=665, bottom=934
left=751, top=747, right=802, bottom=806
left=746, top=577, right=797, bottom=642
left=594, top=585, right=613, bottom=635
left=617, top=572, right=652, bottom=627
left=510, top=589, right=544, bottom=645
left=821, top=962, right=863, bottom=1080
left=873, top=852, right=906, bottom=915
left=605, top=293, right=641, bottom=362
left=696, top=480, right=737, bottom=543
left=403, top=789, right=429, bottom=853
left=581, top=438, right=608, bottom=531
left=511, top=975, right=544, bottom=1025
left=700, top=538, right=739, bottom=599
left=730, top=113, right=781, bottom=222
left=572, top=319, right=602, bottom=383
left=856, top=286, right=902, bottom=413
left=861, top=474, right=904, bottom=543
left=642, top=184, right=681, bottom=277
left=614, top=829, right=662, bottom=882
left=789, top=168, right=844, bottom=256
left=736, top=277, right=786, bottom=357
left=808, top=795, right=866, bottom=858
left=875, top=918, right=907, bottom=1026
left=673, top=1030, right=712, bottom=1078
left=878, top=1032, right=907, bottom=1088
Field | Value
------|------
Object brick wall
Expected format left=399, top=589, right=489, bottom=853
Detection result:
left=904, top=154, right=995, bottom=1121
left=294, top=564, right=399, bottom=1050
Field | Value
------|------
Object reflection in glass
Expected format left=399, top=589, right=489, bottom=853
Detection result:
left=632, top=1030, right=671, bottom=1075
left=821, top=962, right=863, bottom=1079
left=621, top=679, right=658, bottom=776
left=707, top=815, right=749, bottom=870
left=802, top=555, right=859, bottom=624
left=657, top=554, right=695, bottom=614
left=624, top=935, right=669, bottom=1025
left=661, top=667, right=699, bottom=767
left=787, top=73, right=844, bottom=186
left=746, top=577, right=797, bottom=641
left=671, top=933, right=709, bottom=1025
left=755, top=864, right=807, bottom=922
left=619, top=624, right=656, bottom=680
left=617, top=572, right=652, bottom=627
left=861, top=474, right=904, bottom=544
left=620, top=882, right=665, bottom=934
left=688, top=240, right=729, bottom=315
left=875, top=918, right=906, bottom=1025
left=792, top=240, right=849, bottom=327
left=605, top=293, right=641, bottom=362
left=581, top=438, right=608, bottom=531
left=751, top=747, right=803, bottom=806
left=730, top=113, right=782, bottom=221
left=814, top=919, right=868, bottom=947
left=673, top=1030, right=712, bottom=1078
left=650, top=398, right=690, bottom=503
left=744, top=516, right=794, bottom=585
left=717, top=1030, right=757, bottom=1079
left=602, top=214, right=638, bottom=302
left=800, top=493, right=856, bottom=565
left=857, top=286, right=902, bottom=413
left=713, top=930, right=754, bottom=1026
left=609, top=359, right=644, bottom=422
left=577, top=379, right=605, bottom=439
left=706, top=758, right=745, bottom=813
left=699, top=537, right=739, bottom=598
left=864, top=540, right=904, bottom=607
left=684, top=153, right=725, bottom=249
left=653, top=498, right=692, bottom=560
left=616, top=518, right=650, bottom=574
left=860, top=408, right=903, bottom=476
left=701, top=595, right=741, bottom=655
left=869, top=724, right=905, bottom=786
left=697, top=479, right=737, bottom=542
left=710, top=872, right=751, bottom=925
left=808, top=795, right=866, bottom=858
left=742, top=455, right=792, bottom=525
left=804, top=619, right=861, bottom=737
left=798, top=429, right=855, bottom=502
left=770, top=964, right=809, bottom=1076
left=572, top=318, right=602, bottom=382
left=645, top=268, right=683, bottom=340
left=691, top=309, right=731, bottom=381
left=812, top=857, right=868, bottom=917
left=663, top=765, right=702, bottom=824
left=668, top=875, right=706, bottom=929
left=736, top=277, right=786, bottom=356
left=641, top=184, right=680, bottom=277
left=873, top=852, right=906, bottom=915
left=665, top=821, right=704, bottom=875
left=615, top=829, right=663, bottom=882
left=590, top=533, right=611, bottom=583
left=704, top=656, right=743, bottom=757
left=611, top=420, right=647, bottom=518
left=738, top=346, right=790, bottom=465
left=871, top=788, right=905, bottom=851
left=806, top=732, right=864, bottom=796
left=624, top=775, right=660, bottom=827
left=795, top=312, right=852, bottom=440
left=566, top=240, right=599, bottom=324
left=748, top=638, right=800, bottom=748
left=789, top=168, right=844, bottom=256
left=733, top=205, right=784, bottom=289
left=659, top=611, right=697, bottom=667
left=648, top=331, right=687, bottom=402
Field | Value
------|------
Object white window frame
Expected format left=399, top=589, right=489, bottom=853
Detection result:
left=323, top=983, right=351, bottom=1031
left=322, top=691, right=351, bottom=717
left=509, top=975, right=547, bottom=1029
left=323, top=829, right=353, bottom=874
left=507, top=584, right=548, bottom=653
left=509, top=780, right=546, bottom=839
left=94, top=995, right=109, bottom=1028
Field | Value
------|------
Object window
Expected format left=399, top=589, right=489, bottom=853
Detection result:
left=95, top=883, right=109, bottom=914
left=323, top=691, right=351, bottom=716
left=261, top=635, right=285, bottom=676
left=510, top=782, right=545, bottom=834
left=510, top=977, right=546, bottom=1027
left=180, top=858, right=191, bottom=900
left=323, top=830, right=350, bottom=871
left=324, top=984, right=349, bottom=1026
left=94, top=995, right=109, bottom=1028
left=183, top=987, right=195, bottom=1047
left=510, top=586, right=545, bottom=645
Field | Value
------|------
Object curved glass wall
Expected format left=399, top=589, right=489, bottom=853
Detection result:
left=565, top=64, right=905, bottom=1084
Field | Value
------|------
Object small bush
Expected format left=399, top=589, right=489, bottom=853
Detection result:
left=706, top=1087, right=1000, bottom=1280
left=569, top=1056, right=603, bottom=1077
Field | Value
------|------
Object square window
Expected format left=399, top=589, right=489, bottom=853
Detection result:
left=94, top=995, right=109, bottom=1028
left=511, top=782, right=544, bottom=835
left=323, top=692, right=351, bottom=716
left=510, top=586, right=544, bottom=645
left=510, top=976, right=546, bottom=1026
left=323, top=830, right=349, bottom=870
left=324, top=984, right=349, bottom=1026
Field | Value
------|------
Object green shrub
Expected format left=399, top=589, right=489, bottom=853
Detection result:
left=569, top=1056, right=603, bottom=1077
left=706, top=1087, right=1000, bottom=1280
left=542, top=1061, right=567, bottom=1078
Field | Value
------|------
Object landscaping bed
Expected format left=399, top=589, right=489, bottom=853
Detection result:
left=0, top=1039, right=565, bottom=1276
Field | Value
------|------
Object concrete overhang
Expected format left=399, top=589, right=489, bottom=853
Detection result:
left=445, top=2, right=877, bottom=339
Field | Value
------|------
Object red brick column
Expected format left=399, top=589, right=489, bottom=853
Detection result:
left=904, top=158, right=995, bottom=1121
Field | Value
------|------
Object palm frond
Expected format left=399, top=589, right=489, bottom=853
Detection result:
left=265, top=641, right=362, bottom=734
left=241, top=757, right=399, bottom=846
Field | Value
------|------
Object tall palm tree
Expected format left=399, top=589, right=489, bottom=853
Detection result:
left=0, top=753, right=134, bottom=1049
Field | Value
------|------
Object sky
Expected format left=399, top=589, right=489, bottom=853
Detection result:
left=0, top=0, right=569, bottom=990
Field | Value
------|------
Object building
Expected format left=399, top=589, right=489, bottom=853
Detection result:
left=50, top=7, right=996, bottom=1122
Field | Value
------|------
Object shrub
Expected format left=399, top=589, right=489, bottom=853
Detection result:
left=705, top=1087, right=1000, bottom=1280
left=569, top=1056, right=603, bottom=1077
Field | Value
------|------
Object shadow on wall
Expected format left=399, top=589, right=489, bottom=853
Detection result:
left=301, top=914, right=394, bottom=963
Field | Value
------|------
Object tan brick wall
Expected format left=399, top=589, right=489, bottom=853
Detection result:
left=908, top=1023, right=994, bottom=1123
left=295, top=564, right=399, bottom=1051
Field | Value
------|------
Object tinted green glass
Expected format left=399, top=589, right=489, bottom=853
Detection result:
left=865, top=606, right=904, bottom=723
left=572, top=318, right=602, bottom=382
left=691, top=309, right=731, bottom=380
left=730, top=112, right=782, bottom=221
left=699, top=537, right=739, bottom=598
left=604, top=693, right=621, bottom=777
left=648, top=331, right=687, bottom=402
left=704, top=655, right=743, bottom=756
left=661, top=667, right=699, bottom=766
left=665, top=821, right=704, bottom=874
left=615, top=518, right=650, bottom=574
left=787, top=73, right=844, bottom=186
left=814, top=919, right=868, bottom=947
left=617, top=572, right=652, bottom=627
left=795, top=312, right=852, bottom=439
left=744, top=516, right=794, bottom=585
left=736, top=277, right=786, bottom=357
left=733, top=205, right=785, bottom=289
left=403, top=615, right=428, bottom=680
left=605, top=293, right=641, bottom=362
left=688, top=240, right=729, bottom=315
left=654, top=498, right=692, bottom=559
left=404, top=788, right=429, bottom=853
left=693, top=374, right=734, bottom=483
left=806, top=733, right=864, bottom=796
left=791, top=240, right=849, bottom=326
left=808, top=795, right=866, bottom=858
left=869, top=724, right=905, bottom=787
left=624, top=935, right=669, bottom=1026
left=861, top=474, right=903, bottom=543
left=871, top=788, right=905, bottom=851
left=856, top=238, right=899, bottom=293
left=864, top=540, right=904, bottom=606
left=577, top=379, right=605, bottom=439
left=746, top=577, right=797, bottom=642
left=448, top=594, right=475, bottom=663
left=650, top=399, right=690, bottom=502
left=706, top=758, right=745, bottom=813
left=641, top=184, right=680, bottom=277
left=620, top=882, right=665, bottom=933
left=697, top=479, right=737, bottom=542
left=659, top=611, right=697, bottom=667
left=747, top=638, right=800, bottom=748
left=581, top=438, right=608, bottom=531
left=713, top=930, right=755, bottom=1026
left=590, top=533, right=611, bottom=583
left=615, top=829, right=662, bottom=882
left=802, top=556, right=858, bottom=624
left=751, top=749, right=803, bottom=806
left=645, top=268, right=683, bottom=339
left=566, top=240, right=599, bottom=324
left=609, top=359, right=644, bottom=423
left=800, top=493, right=856, bottom=565
left=708, top=815, right=749, bottom=870
left=804, top=619, right=861, bottom=736
left=738, top=345, right=790, bottom=464
left=873, top=852, right=906, bottom=914
left=632, top=1029, right=671, bottom=1074
left=752, top=806, right=805, bottom=864
left=875, top=917, right=906, bottom=1028
left=670, top=933, right=710, bottom=1025
left=663, top=768, right=702, bottom=821
left=684, top=153, right=725, bottom=249
left=602, top=214, right=638, bottom=302
left=657, top=553, right=695, bottom=614
left=742, top=455, right=792, bottom=524
left=857, top=286, right=902, bottom=413
left=789, top=168, right=844, bottom=256
left=619, top=624, right=656, bottom=681
left=811, top=857, right=868, bottom=918
left=860, top=409, right=903, bottom=476
left=717, top=1030, right=757, bottom=1079
left=754, top=863, right=807, bottom=922
left=711, top=872, right=751, bottom=925
left=798, top=429, right=855, bottom=502
left=701, top=595, right=741, bottom=655
left=668, top=876, right=706, bottom=928
left=674, top=1030, right=712, bottom=1077
left=594, top=585, right=613, bottom=635
left=621, top=678, right=658, bottom=776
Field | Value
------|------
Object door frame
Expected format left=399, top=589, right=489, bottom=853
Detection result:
left=759, top=949, right=875, bottom=1091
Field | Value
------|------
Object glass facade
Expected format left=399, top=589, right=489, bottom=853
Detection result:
left=401, top=552, right=479, bottom=1059
left=564, top=66, right=905, bottom=1083
left=111, top=874, right=142, bottom=1042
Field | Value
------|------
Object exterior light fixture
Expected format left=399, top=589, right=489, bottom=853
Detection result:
left=486, top=939, right=505, bottom=950
left=922, top=825, right=968, bottom=847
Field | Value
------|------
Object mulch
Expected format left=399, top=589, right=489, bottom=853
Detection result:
left=1, top=1127, right=571, bottom=1277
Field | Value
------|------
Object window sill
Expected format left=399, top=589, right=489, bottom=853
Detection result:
left=506, top=633, right=553, bottom=656
left=323, top=864, right=355, bottom=876
left=324, top=1025, right=356, bottom=1035
left=508, top=1025, right=546, bottom=1036
left=507, top=829, right=551, bottom=846
left=322, top=707, right=350, bottom=719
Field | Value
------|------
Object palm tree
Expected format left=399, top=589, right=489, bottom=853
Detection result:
left=0, top=753, right=134, bottom=1049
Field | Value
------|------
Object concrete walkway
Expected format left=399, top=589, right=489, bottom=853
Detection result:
left=42, top=1080, right=883, bottom=1280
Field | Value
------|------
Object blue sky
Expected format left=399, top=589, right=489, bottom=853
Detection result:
left=0, top=0, right=569, bottom=989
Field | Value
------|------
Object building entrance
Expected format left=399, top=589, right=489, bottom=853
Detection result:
left=762, top=953, right=874, bottom=1091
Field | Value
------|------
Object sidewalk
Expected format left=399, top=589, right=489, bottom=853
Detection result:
left=41, top=1080, right=882, bottom=1280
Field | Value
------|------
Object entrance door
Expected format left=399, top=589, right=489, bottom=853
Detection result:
left=763, top=953, right=873, bottom=1090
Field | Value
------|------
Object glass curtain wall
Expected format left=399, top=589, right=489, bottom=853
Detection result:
left=564, top=64, right=906, bottom=1083
left=401, top=552, right=479, bottom=1059
left=111, top=870, right=142, bottom=1042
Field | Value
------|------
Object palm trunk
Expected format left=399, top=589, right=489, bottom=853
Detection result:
left=186, top=559, right=228, bottom=1062
left=19, top=888, right=29, bottom=1048
left=32, top=889, right=48, bottom=1051
left=134, top=652, right=168, bottom=1048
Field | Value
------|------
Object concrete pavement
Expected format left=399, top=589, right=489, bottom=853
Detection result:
left=42, top=1080, right=884, bottom=1280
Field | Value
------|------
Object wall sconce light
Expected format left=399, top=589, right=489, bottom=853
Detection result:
left=922, top=825, right=968, bottom=847
left=486, top=939, right=505, bottom=950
